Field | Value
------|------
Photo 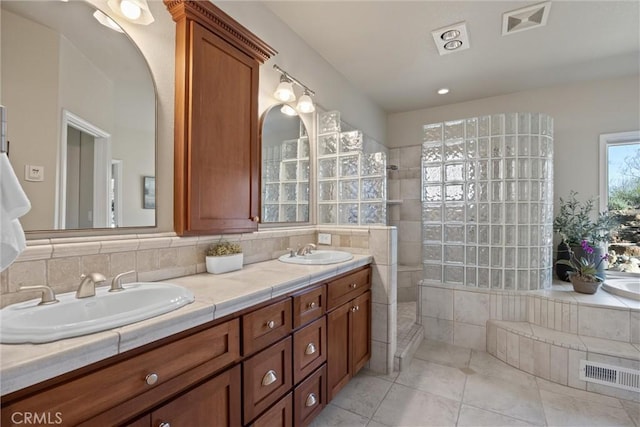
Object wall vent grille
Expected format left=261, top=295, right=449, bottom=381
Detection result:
left=579, top=360, right=640, bottom=392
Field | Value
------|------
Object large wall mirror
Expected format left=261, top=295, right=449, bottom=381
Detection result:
left=1, top=0, right=156, bottom=232
left=261, top=104, right=310, bottom=224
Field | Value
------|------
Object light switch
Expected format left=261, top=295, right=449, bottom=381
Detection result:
left=25, top=165, right=44, bottom=182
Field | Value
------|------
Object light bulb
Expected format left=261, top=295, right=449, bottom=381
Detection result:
left=280, top=105, right=298, bottom=116
left=296, top=93, right=315, bottom=113
left=120, top=0, right=141, bottom=20
left=274, top=80, right=296, bottom=102
left=437, top=88, right=450, bottom=95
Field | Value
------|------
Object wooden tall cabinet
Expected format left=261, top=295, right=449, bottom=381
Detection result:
left=164, top=1, right=276, bottom=235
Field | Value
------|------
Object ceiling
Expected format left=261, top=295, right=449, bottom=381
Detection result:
left=264, top=1, right=640, bottom=113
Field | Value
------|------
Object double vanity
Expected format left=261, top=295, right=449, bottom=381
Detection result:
left=1, top=254, right=372, bottom=426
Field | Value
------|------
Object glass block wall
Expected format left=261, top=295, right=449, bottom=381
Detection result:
left=317, top=111, right=387, bottom=225
left=422, top=113, right=554, bottom=290
left=262, top=135, right=310, bottom=222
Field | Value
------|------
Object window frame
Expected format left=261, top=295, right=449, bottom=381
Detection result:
left=598, top=130, right=640, bottom=212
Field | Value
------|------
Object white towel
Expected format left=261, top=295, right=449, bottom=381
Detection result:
left=1, top=153, right=31, bottom=271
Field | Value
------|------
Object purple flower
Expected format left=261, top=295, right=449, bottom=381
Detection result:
left=581, top=240, right=594, bottom=254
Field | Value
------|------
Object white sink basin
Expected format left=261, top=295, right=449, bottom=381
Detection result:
left=278, top=250, right=353, bottom=265
left=0, top=282, right=195, bottom=344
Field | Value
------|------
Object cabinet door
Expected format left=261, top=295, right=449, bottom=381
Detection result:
left=251, top=392, right=292, bottom=427
left=151, top=365, right=241, bottom=427
left=351, top=291, right=371, bottom=375
left=178, top=21, right=260, bottom=235
left=326, top=302, right=351, bottom=401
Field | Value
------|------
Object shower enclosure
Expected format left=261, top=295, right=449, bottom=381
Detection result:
left=421, top=113, right=554, bottom=290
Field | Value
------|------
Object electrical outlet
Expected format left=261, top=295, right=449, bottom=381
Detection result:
left=318, top=233, right=331, bottom=245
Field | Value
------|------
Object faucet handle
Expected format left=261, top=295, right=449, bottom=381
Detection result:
left=18, top=285, right=59, bottom=305
left=285, top=248, right=296, bottom=258
left=110, top=270, right=136, bottom=292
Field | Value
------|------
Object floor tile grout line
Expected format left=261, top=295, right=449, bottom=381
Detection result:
left=454, top=373, right=469, bottom=426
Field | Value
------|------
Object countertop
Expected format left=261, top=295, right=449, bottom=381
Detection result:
left=0, top=254, right=372, bottom=396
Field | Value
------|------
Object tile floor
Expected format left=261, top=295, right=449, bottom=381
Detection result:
left=311, top=340, right=640, bottom=427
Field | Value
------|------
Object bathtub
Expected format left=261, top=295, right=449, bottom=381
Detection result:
left=602, top=272, right=640, bottom=301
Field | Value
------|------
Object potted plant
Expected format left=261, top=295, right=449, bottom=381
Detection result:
left=553, top=191, right=616, bottom=281
left=556, top=240, right=609, bottom=294
left=205, top=239, right=243, bottom=274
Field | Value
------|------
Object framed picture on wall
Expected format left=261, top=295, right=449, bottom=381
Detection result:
left=143, top=176, right=155, bottom=209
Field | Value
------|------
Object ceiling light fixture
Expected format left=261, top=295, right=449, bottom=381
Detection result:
left=431, top=21, right=470, bottom=56
left=444, top=40, right=463, bottom=50
left=93, top=10, right=124, bottom=33
left=273, top=64, right=316, bottom=114
left=437, top=88, right=450, bottom=95
left=106, top=0, right=154, bottom=25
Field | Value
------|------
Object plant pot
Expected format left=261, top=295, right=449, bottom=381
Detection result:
left=573, top=244, right=607, bottom=281
left=570, top=275, right=602, bottom=294
left=206, top=253, right=243, bottom=274
left=555, top=241, right=573, bottom=282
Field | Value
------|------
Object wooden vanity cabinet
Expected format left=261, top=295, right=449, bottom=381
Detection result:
left=164, top=0, right=276, bottom=235
left=326, top=268, right=372, bottom=401
left=0, top=266, right=372, bottom=427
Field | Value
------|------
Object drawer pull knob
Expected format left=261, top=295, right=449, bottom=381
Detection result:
left=158, top=423, right=171, bottom=427
left=266, top=320, right=276, bottom=329
left=262, top=369, right=278, bottom=386
left=350, top=283, right=357, bottom=289
left=305, top=393, right=317, bottom=407
left=145, top=373, right=159, bottom=385
left=308, top=301, right=317, bottom=309
left=305, top=342, right=317, bottom=355
left=350, top=305, right=360, bottom=312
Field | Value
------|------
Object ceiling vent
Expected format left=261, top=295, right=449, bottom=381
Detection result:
left=431, top=21, right=470, bottom=56
left=502, top=1, right=551, bottom=36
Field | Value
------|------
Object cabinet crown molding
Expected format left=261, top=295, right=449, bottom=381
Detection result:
left=164, top=0, right=277, bottom=63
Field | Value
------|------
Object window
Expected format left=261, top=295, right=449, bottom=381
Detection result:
left=599, top=131, right=640, bottom=213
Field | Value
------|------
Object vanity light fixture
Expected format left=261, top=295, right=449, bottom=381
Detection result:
left=273, top=64, right=316, bottom=113
left=437, top=88, right=450, bottom=95
left=274, top=75, right=296, bottom=103
left=93, top=10, right=124, bottom=33
left=280, top=104, right=298, bottom=116
left=107, top=0, right=154, bottom=25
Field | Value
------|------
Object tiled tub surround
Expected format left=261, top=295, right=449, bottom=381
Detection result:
left=421, top=280, right=640, bottom=401
left=422, top=113, right=554, bottom=290
left=0, top=226, right=398, bottom=395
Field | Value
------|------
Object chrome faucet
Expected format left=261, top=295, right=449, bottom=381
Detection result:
left=296, top=243, right=316, bottom=256
left=76, top=272, right=106, bottom=299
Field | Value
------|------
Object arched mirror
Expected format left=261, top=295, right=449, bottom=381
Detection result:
left=261, top=104, right=310, bottom=223
left=1, top=0, right=156, bottom=231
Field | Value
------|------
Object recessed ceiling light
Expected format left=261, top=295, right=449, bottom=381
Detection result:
left=440, top=30, right=460, bottom=41
left=437, top=88, right=450, bottom=95
left=444, top=40, right=463, bottom=50
left=431, top=21, right=470, bottom=56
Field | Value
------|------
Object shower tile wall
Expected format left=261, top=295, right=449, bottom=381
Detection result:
left=388, top=146, right=423, bottom=302
left=421, top=113, right=554, bottom=290
left=317, top=111, right=387, bottom=226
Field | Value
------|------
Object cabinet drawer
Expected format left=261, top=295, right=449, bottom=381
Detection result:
left=243, top=336, right=293, bottom=424
left=251, top=392, right=293, bottom=427
left=1, top=319, right=240, bottom=427
left=292, top=285, right=325, bottom=328
left=294, top=364, right=327, bottom=427
left=293, top=316, right=326, bottom=384
left=327, top=267, right=371, bottom=310
left=243, top=298, right=292, bottom=355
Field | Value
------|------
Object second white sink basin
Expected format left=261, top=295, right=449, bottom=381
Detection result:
left=0, top=282, right=195, bottom=344
left=278, top=250, right=353, bottom=265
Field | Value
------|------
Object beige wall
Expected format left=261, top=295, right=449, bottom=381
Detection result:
left=387, top=75, right=640, bottom=209
left=1, top=10, right=60, bottom=230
